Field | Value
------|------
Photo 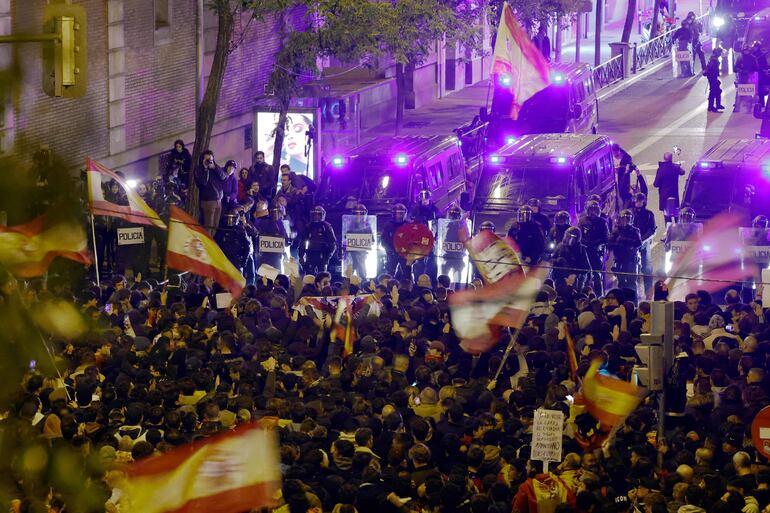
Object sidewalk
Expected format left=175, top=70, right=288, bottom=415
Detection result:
left=359, top=81, right=491, bottom=140
left=558, top=0, right=705, bottom=65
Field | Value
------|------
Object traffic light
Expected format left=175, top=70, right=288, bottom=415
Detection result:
left=42, top=0, right=87, bottom=98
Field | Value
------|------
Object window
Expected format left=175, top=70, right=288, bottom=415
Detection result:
left=448, top=153, right=463, bottom=179
left=154, top=0, right=171, bottom=44
left=584, top=161, right=598, bottom=189
left=434, top=161, right=445, bottom=185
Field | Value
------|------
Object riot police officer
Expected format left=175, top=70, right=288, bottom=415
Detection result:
left=442, top=205, right=466, bottom=284
left=344, top=203, right=374, bottom=279
left=382, top=203, right=409, bottom=278
left=508, top=205, right=546, bottom=265
left=578, top=200, right=609, bottom=295
left=664, top=206, right=700, bottom=249
left=748, top=215, right=770, bottom=246
left=479, top=220, right=495, bottom=232
left=411, top=190, right=438, bottom=280
left=527, top=198, right=552, bottom=235
left=548, top=210, right=571, bottom=256
left=298, top=205, right=337, bottom=275
left=632, top=192, right=657, bottom=296
left=552, top=226, right=591, bottom=290
left=215, top=209, right=252, bottom=276
left=608, top=209, right=642, bottom=292
left=255, top=204, right=289, bottom=271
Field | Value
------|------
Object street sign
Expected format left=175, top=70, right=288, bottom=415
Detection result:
left=117, top=227, right=144, bottom=246
left=531, top=408, right=564, bottom=463
left=752, top=405, right=770, bottom=458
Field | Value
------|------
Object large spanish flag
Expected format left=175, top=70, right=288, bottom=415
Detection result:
left=492, top=2, right=550, bottom=119
left=123, top=424, right=280, bottom=513
left=582, top=360, right=646, bottom=427
left=166, top=206, right=245, bottom=297
left=0, top=215, right=91, bottom=277
left=86, top=158, right=167, bottom=229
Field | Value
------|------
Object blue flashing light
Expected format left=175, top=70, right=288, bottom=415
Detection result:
left=550, top=156, right=568, bottom=164
left=394, top=154, right=408, bottom=166
left=499, top=74, right=512, bottom=87
left=489, top=155, right=501, bottom=164
left=505, top=136, right=517, bottom=145
left=331, top=156, right=345, bottom=167
left=552, top=73, right=565, bottom=84
left=703, top=244, right=712, bottom=252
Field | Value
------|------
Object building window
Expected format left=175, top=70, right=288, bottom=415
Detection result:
left=154, top=0, right=171, bottom=44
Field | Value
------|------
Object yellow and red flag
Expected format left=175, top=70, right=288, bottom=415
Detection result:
left=582, top=360, right=646, bottom=427
left=86, top=158, right=166, bottom=229
left=0, top=215, right=91, bottom=277
left=166, top=206, right=245, bottom=297
left=123, top=424, right=280, bottom=513
left=492, top=2, right=551, bottom=118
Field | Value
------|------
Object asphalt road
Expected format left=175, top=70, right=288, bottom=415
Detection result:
left=598, top=62, right=761, bottom=291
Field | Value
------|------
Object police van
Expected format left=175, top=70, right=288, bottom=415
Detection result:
left=480, top=62, right=600, bottom=150
left=682, top=138, right=770, bottom=224
left=473, top=133, right=615, bottom=233
left=740, top=6, right=770, bottom=49
left=318, top=135, right=467, bottom=215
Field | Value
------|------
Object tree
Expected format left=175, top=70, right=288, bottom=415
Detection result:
left=264, top=0, right=382, bottom=173
left=378, top=0, right=484, bottom=134
left=621, top=0, right=637, bottom=43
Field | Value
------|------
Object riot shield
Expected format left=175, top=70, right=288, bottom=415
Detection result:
left=342, top=214, right=377, bottom=279
left=664, top=221, right=703, bottom=274
left=437, top=218, right=471, bottom=284
left=257, top=224, right=288, bottom=274
left=115, top=224, right=147, bottom=274
left=739, top=227, right=770, bottom=288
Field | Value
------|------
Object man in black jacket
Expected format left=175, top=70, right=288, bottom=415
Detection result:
left=608, top=209, right=643, bottom=291
left=632, top=192, right=657, bottom=297
left=704, top=48, right=725, bottom=112
left=653, top=152, right=686, bottom=224
left=249, top=151, right=277, bottom=200
left=194, top=150, right=227, bottom=236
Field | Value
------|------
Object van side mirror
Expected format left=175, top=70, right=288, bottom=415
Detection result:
left=571, top=104, right=583, bottom=119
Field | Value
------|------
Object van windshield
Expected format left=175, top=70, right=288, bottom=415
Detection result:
left=477, top=166, right=571, bottom=208
left=685, top=173, right=732, bottom=213
left=745, top=23, right=770, bottom=48
left=323, top=163, right=409, bottom=203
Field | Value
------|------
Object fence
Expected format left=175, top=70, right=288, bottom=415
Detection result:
left=591, top=12, right=710, bottom=91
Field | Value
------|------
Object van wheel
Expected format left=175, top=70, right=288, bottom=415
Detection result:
left=591, top=125, right=597, bottom=135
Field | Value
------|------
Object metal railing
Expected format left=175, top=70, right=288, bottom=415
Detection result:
left=592, top=11, right=710, bottom=91
left=593, top=53, right=626, bottom=89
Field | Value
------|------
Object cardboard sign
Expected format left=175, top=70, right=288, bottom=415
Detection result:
left=675, top=50, right=692, bottom=62
left=746, top=245, right=770, bottom=264
left=345, top=233, right=375, bottom=252
left=215, top=292, right=233, bottom=309
left=394, top=223, right=435, bottom=263
left=738, top=83, right=757, bottom=96
left=259, top=236, right=285, bottom=254
left=531, top=408, right=564, bottom=463
left=256, top=264, right=280, bottom=281
left=442, top=241, right=465, bottom=253
left=117, top=227, right=144, bottom=246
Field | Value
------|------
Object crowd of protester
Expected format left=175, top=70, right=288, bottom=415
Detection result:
left=5, top=248, right=770, bottom=513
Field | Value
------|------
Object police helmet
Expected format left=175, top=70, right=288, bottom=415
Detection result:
left=588, top=194, right=602, bottom=204
left=555, top=211, right=570, bottom=226
left=563, top=226, right=582, bottom=245
left=479, top=220, right=495, bottom=232
left=527, top=198, right=542, bottom=211
left=447, top=205, right=462, bottom=220
left=586, top=200, right=601, bottom=218
left=225, top=213, right=238, bottom=227
left=419, top=190, right=432, bottom=201
left=679, top=207, right=695, bottom=224
left=754, top=215, right=769, bottom=229
left=224, top=159, right=238, bottom=171
left=393, top=203, right=407, bottom=222
left=311, top=205, right=326, bottom=222
left=619, top=209, right=634, bottom=226
left=634, top=192, right=647, bottom=206
left=518, top=205, right=533, bottom=223
left=353, top=203, right=368, bottom=217
left=271, top=204, right=285, bottom=220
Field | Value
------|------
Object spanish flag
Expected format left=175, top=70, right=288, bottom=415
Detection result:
left=166, top=206, right=245, bottom=297
left=123, top=424, right=280, bottom=513
left=582, top=360, right=646, bottom=427
left=491, top=2, right=550, bottom=119
left=86, top=158, right=167, bottom=229
left=0, top=215, right=91, bottom=277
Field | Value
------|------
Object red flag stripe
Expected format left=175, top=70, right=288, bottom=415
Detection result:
left=502, top=7, right=550, bottom=84
left=162, top=481, right=278, bottom=513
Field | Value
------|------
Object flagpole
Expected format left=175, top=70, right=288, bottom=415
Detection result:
left=493, top=327, right=521, bottom=383
left=89, top=214, right=101, bottom=288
